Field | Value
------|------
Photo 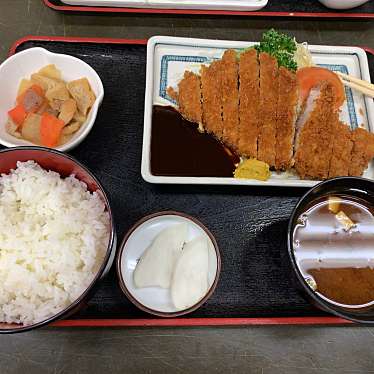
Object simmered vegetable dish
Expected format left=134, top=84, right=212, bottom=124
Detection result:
left=6, top=64, right=96, bottom=147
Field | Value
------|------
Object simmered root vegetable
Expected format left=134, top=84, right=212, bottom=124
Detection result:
left=21, top=113, right=42, bottom=144
left=5, top=64, right=96, bottom=147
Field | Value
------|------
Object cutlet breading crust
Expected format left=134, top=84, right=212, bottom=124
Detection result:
left=221, top=50, right=240, bottom=150
left=349, top=128, right=374, bottom=176
left=201, top=61, right=224, bottom=139
left=294, top=83, right=336, bottom=180
left=174, top=71, right=202, bottom=124
left=275, top=67, right=298, bottom=170
left=171, top=50, right=374, bottom=180
left=258, top=52, right=278, bottom=168
left=238, top=48, right=259, bottom=158
left=328, top=121, right=353, bottom=178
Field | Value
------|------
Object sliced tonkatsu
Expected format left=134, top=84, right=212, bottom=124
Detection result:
left=221, top=49, right=240, bottom=150
left=257, top=52, right=278, bottom=168
left=294, top=83, right=336, bottom=180
left=275, top=67, right=298, bottom=171
left=328, top=121, right=353, bottom=178
left=169, top=47, right=374, bottom=181
left=201, top=60, right=224, bottom=139
left=349, top=128, right=374, bottom=177
left=238, top=48, right=259, bottom=159
left=169, top=71, right=202, bottom=125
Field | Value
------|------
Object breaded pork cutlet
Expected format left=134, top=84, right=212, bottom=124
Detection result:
left=294, top=83, right=336, bottom=180
left=349, top=128, right=374, bottom=176
left=201, top=60, right=224, bottom=139
left=167, top=71, right=202, bottom=125
left=275, top=67, right=298, bottom=170
left=221, top=49, right=239, bottom=150
left=170, top=48, right=374, bottom=180
left=238, top=48, right=259, bottom=159
left=328, top=121, right=353, bottom=178
left=257, top=52, right=278, bottom=168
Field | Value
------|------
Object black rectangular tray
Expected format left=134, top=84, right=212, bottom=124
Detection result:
left=43, top=0, right=374, bottom=18
left=8, top=36, right=374, bottom=326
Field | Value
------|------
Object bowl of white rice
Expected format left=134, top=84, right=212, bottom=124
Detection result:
left=0, top=147, right=116, bottom=333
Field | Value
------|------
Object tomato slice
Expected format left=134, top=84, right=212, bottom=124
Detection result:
left=296, top=67, right=345, bottom=109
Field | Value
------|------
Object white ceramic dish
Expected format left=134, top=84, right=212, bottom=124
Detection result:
left=318, top=0, right=371, bottom=10
left=116, top=211, right=220, bottom=317
left=142, top=36, right=374, bottom=188
left=61, top=0, right=268, bottom=11
left=0, top=47, right=104, bottom=152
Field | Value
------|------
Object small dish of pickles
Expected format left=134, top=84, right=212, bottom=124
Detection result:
left=0, top=47, right=104, bottom=151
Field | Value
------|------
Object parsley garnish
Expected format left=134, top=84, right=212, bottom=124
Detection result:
left=254, top=29, right=297, bottom=71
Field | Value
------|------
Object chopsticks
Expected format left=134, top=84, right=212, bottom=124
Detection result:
left=336, top=71, right=374, bottom=98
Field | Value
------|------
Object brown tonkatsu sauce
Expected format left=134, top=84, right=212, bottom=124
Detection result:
left=293, top=195, right=374, bottom=306
left=151, top=105, right=239, bottom=177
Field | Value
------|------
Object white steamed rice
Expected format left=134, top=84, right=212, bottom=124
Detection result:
left=0, top=161, right=110, bottom=325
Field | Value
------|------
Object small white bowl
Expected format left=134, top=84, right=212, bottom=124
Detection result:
left=0, top=47, right=104, bottom=152
left=117, top=211, right=221, bottom=317
left=318, top=0, right=370, bottom=9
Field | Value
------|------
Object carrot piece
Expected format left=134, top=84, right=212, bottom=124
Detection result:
left=40, top=113, right=64, bottom=147
left=8, top=104, right=27, bottom=127
left=296, top=67, right=345, bottom=109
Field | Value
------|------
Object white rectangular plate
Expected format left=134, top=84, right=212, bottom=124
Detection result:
left=61, top=0, right=268, bottom=11
left=142, top=36, right=374, bottom=187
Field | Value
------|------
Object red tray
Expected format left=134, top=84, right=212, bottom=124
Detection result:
left=43, top=0, right=374, bottom=18
left=7, top=36, right=374, bottom=327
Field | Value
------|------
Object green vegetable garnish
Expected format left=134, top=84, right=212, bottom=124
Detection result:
left=254, top=29, right=297, bottom=71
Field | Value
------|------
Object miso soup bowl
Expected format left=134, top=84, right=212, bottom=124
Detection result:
left=0, top=47, right=104, bottom=152
left=0, top=147, right=116, bottom=333
left=288, top=177, right=374, bottom=324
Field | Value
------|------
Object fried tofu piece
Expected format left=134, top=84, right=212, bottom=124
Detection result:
left=201, top=60, right=223, bottom=139
left=238, top=48, right=259, bottom=159
left=328, top=121, right=353, bottom=178
left=31, top=73, right=61, bottom=92
left=257, top=53, right=278, bottom=168
left=62, top=121, right=81, bottom=136
left=73, top=110, right=87, bottom=123
left=294, top=83, right=336, bottom=180
left=38, top=64, right=62, bottom=81
left=67, top=78, right=96, bottom=116
left=221, top=49, right=239, bottom=150
left=45, top=82, right=70, bottom=102
left=349, top=127, right=374, bottom=176
left=275, top=67, right=298, bottom=170
left=58, top=98, right=77, bottom=125
left=170, top=71, right=202, bottom=125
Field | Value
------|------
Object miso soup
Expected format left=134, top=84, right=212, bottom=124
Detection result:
left=293, top=194, right=374, bottom=306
